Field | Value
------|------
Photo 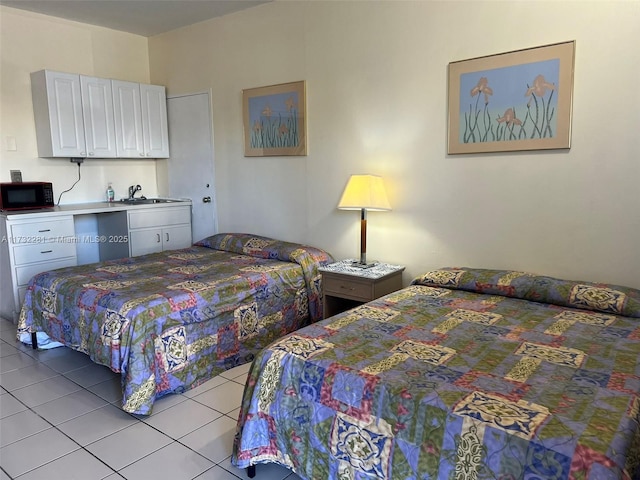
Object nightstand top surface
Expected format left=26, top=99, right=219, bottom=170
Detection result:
left=319, top=259, right=405, bottom=279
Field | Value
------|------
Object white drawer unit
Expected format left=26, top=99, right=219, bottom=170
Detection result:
left=128, top=205, right=192, bottom=257
left=0, top=216, right=77, bottom=321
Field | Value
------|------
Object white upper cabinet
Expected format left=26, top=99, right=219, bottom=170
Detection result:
left=140, top=84, right=170, bottom=158
left=113, top=80, right=170, bottom=158
left=31, top=70, right=169, bottom=159
left=112, top=80, right=145, bottom=158
left=31, top=70, right=87, bottom=157
left=80, top=75, right=117, bottom=158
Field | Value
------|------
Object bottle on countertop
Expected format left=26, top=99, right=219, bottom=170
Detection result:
left=106, top=183, right=115, bottom=202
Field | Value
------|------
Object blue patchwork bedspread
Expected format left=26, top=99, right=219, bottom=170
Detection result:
left=232, top=268, right=640, bottom=479
left=17, top=233, right=333, bottom=414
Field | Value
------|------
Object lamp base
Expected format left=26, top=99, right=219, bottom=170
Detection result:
left=350, top=260, right=378, bottom=269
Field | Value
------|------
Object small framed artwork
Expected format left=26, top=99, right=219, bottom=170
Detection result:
left=447, top=41, right=575, bottom=154
left=242, top=80, right=307, bottom=156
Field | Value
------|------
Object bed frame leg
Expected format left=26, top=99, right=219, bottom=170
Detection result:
left=247, top=465, right=256, bottom=478
left=31, top=332, right=38, bottom=350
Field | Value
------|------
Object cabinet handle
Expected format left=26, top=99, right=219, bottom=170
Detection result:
left=156, top=233, right=161, bottom=243
left=40, top=250, right=53, bottom=254
left=165, top=233, right=169, bottom=242
left=140, top=153, right=145, bottom=157
left=38, top=229, right=51, bottom=233
left=80, top=151, right=86, bottom=156
left=340, top=285, right=355, bottom=291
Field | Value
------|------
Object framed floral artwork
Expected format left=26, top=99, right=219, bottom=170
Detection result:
left=242, top=80, right=307, bottom=156
left=447, top=41, right=575, bottom=154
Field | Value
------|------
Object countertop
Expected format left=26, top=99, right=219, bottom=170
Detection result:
left=1, top=199, right=192, bottom=219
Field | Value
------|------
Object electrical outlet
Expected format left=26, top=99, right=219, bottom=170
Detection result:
left=10, top=170, right=22, bottom=182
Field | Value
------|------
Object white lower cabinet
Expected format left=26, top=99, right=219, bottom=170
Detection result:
left=0, top=216, right=77, bottom=321
left=128, top=206, right=192, bottom=256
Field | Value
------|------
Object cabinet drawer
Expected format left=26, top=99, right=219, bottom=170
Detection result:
left=128, top=206, right=190, bottom=229
left=13, top=241, right=76, bottom=266
left=16, top=257, right=77, bottom=286
left=323, top=275, right=372, bottom=301
left=11, top=217, right=75, bottom=241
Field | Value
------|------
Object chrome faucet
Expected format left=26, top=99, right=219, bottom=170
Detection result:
left=128, top=185, right=142, bottom=199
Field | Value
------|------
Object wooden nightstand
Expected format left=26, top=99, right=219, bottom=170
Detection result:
left=319, top=260, right=405, bottom=319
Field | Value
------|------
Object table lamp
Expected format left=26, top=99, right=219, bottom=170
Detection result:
left=338, top=174, right=391, bottom=268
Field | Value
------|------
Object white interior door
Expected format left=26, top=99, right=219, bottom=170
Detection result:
left=167, top=92, right=218, bottom=243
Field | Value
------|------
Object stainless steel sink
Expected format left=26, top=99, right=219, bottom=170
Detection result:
left=119, top=198, right=181, bottom=204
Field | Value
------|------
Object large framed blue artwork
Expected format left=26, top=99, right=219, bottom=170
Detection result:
left=447, top=41, right=575, bottom=154
left=242, top=80, right=307, bottom=157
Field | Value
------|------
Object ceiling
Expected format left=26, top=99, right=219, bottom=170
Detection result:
left=0, top=0, right=271, bottom=37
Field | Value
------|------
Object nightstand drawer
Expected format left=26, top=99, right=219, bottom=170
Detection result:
left=324, top=275, right=372, bottom=301
left=320, top=260, right=405, bottom=319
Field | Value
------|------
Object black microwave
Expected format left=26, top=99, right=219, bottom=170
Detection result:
left=0, top=182, right=55, bottom=210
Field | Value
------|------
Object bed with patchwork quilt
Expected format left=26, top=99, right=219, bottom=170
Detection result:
left=232, top=268, right=640, bottom=479
left=17, top=233, right=333, bottom=415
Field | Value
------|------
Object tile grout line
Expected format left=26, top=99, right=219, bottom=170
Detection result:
left=3, top=363, right=240, bottom=479
left=1, top=318, right=293, bottom=479
left=1, top=388, right=120, bottom=479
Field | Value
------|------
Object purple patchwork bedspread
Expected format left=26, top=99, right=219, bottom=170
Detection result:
left=17, top=233, right=333, bottom=414
left=233, top=268, right=640, bottom=479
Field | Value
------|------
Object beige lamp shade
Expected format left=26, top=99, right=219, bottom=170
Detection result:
left=337, top=174, right=390, bottom=267
left=337, top=174, right=391, bottom=211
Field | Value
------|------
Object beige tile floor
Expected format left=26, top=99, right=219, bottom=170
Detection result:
left=0, top=317, right=302, bottom=480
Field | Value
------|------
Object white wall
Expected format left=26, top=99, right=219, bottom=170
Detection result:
left=0, top=7, right=158, bottom=203
left=148, top=0, right=640, bottom=289
left=1, top=2, right=638, bottom=290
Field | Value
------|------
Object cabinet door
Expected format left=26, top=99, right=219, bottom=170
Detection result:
left=128, top=206, right=191, bottom=256
left=161, top=225, right=192, bottom=251
left=112, top=80, right=145, bottom=158
left=129, top=226, right=191, bottom=256
left=129, top=228, right=163, bottom=257
left=80, top=75, right=117, bottom=158
left=140, top=84, right=170, bottom=158
left=31, top=70, right=86, bottom=157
